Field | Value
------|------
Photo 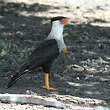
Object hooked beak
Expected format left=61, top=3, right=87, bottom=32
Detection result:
left=67, top=20, right=78, bottom=25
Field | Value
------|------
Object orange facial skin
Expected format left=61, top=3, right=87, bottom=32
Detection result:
left=60, top=18, right=68, bottom=24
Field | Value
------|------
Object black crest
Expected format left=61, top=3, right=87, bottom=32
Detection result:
left=51, top=16, right=67, bottom=23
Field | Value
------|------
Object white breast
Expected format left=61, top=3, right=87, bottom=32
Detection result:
left=47, top=21, right=66, bottom=52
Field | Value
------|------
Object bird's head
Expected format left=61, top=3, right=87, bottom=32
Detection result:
left=51, top=16, right=77, bottom=25
left=49, top=16, right=77, bottom=38
left=51, top=16, right=69, bottom=25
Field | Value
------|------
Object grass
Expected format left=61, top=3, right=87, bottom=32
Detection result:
left=0, top=37, right=32, bottom=71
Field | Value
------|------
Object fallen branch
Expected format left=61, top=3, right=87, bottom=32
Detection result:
left=0, top=94, right=66, bottom=108
left=0, top=94, right=109, bottom=110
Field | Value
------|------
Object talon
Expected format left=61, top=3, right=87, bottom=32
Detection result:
left=42, top=86, right=57, bottom=90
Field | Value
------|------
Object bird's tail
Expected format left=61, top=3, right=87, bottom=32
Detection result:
left=7, top=62, right=30, bottom=88
left=7, top=71, right=27, bottom=88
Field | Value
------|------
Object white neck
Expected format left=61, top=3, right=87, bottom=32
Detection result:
left=47, top=21, right=66, bottom=52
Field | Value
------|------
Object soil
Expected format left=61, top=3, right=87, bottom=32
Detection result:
left=0, top=0, right=110, bottom=109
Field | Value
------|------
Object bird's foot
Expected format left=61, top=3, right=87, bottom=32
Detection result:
left=61, top=46, right=68, bottom=53
left=42, top=85, right=57, bottom=90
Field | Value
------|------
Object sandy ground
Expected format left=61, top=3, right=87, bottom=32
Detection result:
left=0, top=0, right=110, bottom=109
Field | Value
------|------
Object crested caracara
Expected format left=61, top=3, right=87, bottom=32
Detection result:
left=7, top=16, right=74, bottom=90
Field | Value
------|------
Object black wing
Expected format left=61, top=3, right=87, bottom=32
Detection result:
left=20, top=39, right=60, bottom=72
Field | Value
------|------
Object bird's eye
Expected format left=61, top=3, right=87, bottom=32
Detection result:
left=60, top=18, right=68, bottom=24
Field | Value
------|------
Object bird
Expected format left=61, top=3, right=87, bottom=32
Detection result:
left=7, top=16, right=74, bottom=90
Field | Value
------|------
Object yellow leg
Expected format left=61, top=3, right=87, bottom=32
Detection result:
left=42, top=73, right=56, bottom=90
left=61, top=46, right=68, bottom=53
